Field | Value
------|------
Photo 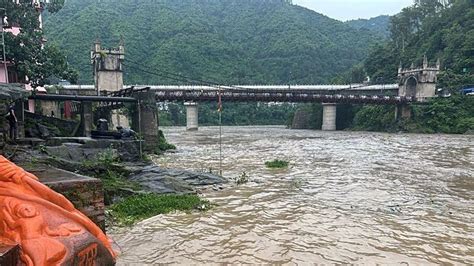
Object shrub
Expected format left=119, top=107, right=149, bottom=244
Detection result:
left=265, top=159, right=289, bottom=169
left=109, top=194, right=211, bottom=225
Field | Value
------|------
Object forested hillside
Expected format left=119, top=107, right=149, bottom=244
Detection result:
left=346, top=15, right=391, bottom=38
left=44, top=0, right=383, bottom=85
left=363, top=0, right=473, bottom=87
left=352, top=0, right=474, bottom=134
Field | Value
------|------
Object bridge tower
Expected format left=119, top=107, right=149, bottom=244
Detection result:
left=398, top=56, right=440, bottom=102
left=91, top=39, right=128, bottom=128
left=396, top=56, right=440, bottom=120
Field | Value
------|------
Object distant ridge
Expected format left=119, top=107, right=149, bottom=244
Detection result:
left=44, top=0, right=383, bottom=85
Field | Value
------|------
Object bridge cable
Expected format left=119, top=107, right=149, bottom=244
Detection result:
left=123, top=59, right=252, bottom=91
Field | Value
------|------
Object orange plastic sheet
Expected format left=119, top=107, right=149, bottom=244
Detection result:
left=0, top=156, right=116, bottom=265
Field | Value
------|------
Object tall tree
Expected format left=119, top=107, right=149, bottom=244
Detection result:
left=1, top=0, right=77, bottom=87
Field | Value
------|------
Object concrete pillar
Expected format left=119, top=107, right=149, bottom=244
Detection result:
left=395, top=104, right=412, bottom=120
left=132, top=91, right=159, bottom=152
left=322, top=103, right=337, bottom=131
left=184, top=102, right=198, bottom=131
left=14, top=100, right=25, bottom=139
left=80, top=101, right=93, bottom=137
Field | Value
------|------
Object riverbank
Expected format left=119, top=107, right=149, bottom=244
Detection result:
left=290, top=96, right=474, bottom=134
left=2, top=134, right=228, bottom=228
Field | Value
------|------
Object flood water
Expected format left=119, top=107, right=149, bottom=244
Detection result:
left=111, top=126, right=474, bottom=264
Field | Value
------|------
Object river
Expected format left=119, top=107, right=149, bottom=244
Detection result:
left=111, top=126, right=474, bottom=264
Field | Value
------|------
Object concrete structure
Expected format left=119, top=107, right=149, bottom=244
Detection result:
left=27, top=166, right=106, bottom=231
left=398, top=56, right=440, bottom=102
left=321, top=103, right=337, bottom=131
left=91, top=40, right=128, bottom=128
left=132, top=90, right=159, bottom=152
left=184, top=102, right=199, bottom=131
left=80, top=102, right=93, bottom=137
left=91, top=40, right=124, bottom=93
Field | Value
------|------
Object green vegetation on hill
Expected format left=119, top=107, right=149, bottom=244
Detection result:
left=364, top=0, right=473, bottom=88
left=346, top=15, right=391, bottom=38
left=44, top=0, right=382, bottom=85
left=352, top=0, right=474, bottom=134
left=296, top=0, right=473, bottom=134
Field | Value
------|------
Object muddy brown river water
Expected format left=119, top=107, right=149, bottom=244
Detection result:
left=111, top=126, right=474, bottom=264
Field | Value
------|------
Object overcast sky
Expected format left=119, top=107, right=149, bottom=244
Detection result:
left=293, top=0, right=413, bottom=21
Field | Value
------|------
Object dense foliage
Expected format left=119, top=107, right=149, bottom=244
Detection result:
left=346, top=15, right=391, bottom=38
left=364, top=0, right=473, bottom=88
left=159, top=102, right=298, bottom=126
left=1, top=0, right=77, bottom=87
left=353, top=96, right=474, bottom=134
left=349, top=0, right=474, bottom=134
left=44, top=0, right=382, bottom=85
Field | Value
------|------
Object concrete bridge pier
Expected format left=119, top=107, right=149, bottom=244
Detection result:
left=395, top=104, right=412, bottom=120
left=322, top=103, right=337, bottom=131
left=184, top=102, right=199, bottom=131
left=132, top=91, right=159, bottom=152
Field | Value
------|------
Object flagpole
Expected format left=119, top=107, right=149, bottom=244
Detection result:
left=218, top=87, right=223, bottom=176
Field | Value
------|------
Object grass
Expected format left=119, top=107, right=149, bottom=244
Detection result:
left=109, top=194, right=212, bottom=226
left=235, top=172, right=249, bottom=185
left=265, top=159, right=289, bottom=169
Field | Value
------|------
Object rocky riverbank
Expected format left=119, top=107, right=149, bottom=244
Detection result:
left=3, top=137, right=228, bottom=226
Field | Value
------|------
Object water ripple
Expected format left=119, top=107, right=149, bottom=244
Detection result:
left=111, top=126, right=474, bottom=264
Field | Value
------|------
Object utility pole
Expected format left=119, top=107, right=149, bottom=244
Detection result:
left=0, top=8, right=8, bottom=83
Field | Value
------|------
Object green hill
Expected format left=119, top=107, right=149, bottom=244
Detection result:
left=346, top=15, right=391, bottom=38
left=44, top=0, right=383, bottom=85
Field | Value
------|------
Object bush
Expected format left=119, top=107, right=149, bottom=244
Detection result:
left=155, top=130, right=176, bottom=154
left=265, top=159, right=289, bottom=169
left=235, top=172, right=249, bottom=185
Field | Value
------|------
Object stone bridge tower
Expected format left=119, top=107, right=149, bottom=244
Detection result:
left=91, top=39, right=124, bottom=93
left=398, top=56, right=440, bottom=102
left=91, top=39, right=128, bottom=128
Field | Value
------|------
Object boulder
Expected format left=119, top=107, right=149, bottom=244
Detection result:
left=128, top=165, right=228, bottom=194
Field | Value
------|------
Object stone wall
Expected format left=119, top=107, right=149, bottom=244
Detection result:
left=25, top=111, right=79, bottom=138
left=29, top=167, right=106, bottom=231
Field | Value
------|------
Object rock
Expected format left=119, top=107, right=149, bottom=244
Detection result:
left=128, top=165, right=228, bottom=194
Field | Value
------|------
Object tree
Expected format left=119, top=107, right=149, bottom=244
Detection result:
left=1, top=0, right=77, bottom=87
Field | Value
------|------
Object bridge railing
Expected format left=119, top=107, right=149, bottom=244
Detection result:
left=154, top=90, right=414, bottom=104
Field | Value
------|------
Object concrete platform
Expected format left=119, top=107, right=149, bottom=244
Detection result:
left=23, top=165, right=106, bottom=231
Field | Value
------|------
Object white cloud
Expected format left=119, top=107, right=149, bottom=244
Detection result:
left=293, top=0, right=413, bottom=21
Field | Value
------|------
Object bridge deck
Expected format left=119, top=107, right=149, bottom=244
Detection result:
left=155, top=89, right=414, bottom=104
left=55, top=84, right=407, bottom=104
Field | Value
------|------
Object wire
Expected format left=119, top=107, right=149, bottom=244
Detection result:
left=123, top=59, right=250, bottom=91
